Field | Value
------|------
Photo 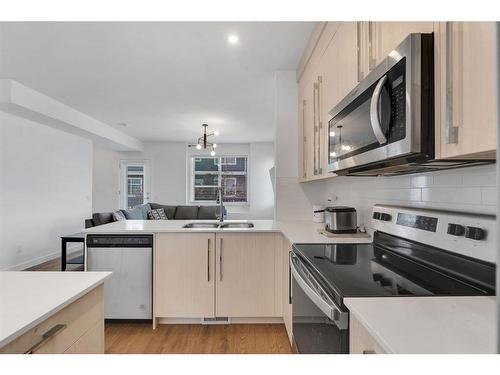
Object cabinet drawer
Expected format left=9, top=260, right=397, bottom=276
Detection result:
left=0, top=285, right=104, bottom=354
left=349, top=314, right=386, bottom=354
left=64, top=320, right=104, bottom=354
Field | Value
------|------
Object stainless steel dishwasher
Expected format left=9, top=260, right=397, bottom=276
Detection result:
left=86, top=234, right=153, bottom=319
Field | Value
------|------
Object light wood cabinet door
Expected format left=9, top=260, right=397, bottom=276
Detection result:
left=155, top=233, right=215, bottom=318
left=321, top=21, right=360, bottom=124
left=215, top=233, right=278, bottom=317
left=435, top=22, right=497, bottom=159
left=281, top=235, right=293, bottom=345
left=350, top=315, right=386, bottom=354
left=370, top=22, right=434, bottom=69
left=298, top=74, right=309, bottom=181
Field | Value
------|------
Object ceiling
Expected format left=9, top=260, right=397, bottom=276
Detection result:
left=0, top=22, right=314, bottom=143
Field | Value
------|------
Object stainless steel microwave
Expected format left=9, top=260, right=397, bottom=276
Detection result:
left=328, top=33, right=435, bottom=176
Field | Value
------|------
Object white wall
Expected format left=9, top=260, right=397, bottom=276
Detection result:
left=92, top=142, right=186, bottom=212
left=274, top=70, right=325, bottom=221
left=92, top=141, right=275, bottom=219
left=0, top=112, right=93, bottom=270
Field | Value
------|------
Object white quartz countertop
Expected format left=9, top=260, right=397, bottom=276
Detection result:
left=344, top=296, right=497, bottom=354
left=83, top=219, right=373, bottom=244
left=0, top=271, right=110, bottom=348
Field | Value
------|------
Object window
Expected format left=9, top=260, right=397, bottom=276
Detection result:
left=191, top=156, right=248, bottom=203
left=120, top=160, right=151, bottom=209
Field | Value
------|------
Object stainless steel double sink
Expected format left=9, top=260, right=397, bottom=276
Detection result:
left=182, top=222, right=255, bottom=229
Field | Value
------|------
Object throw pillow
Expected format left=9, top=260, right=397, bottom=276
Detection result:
left=148, top=208, right=168, bottom=220
left=113, top=210, right=126, bottom=221
left=124, top=203, right=151, bottom=219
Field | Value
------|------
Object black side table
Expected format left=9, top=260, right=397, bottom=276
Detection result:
left=61, top=232, right=85, bottom=271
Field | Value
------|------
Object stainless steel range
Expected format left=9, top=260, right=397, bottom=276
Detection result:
left=291, top=205, right=496, bottom=354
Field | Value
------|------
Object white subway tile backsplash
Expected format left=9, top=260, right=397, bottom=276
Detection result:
left=421, top=187, right=482, bottom=205
left=279, top=165, right=497, bottom=225
left=432, top=171, right=463, bottom=187
left=411, top=174, right=433, bottom=188
left=461, top=166, right=497, bottom=187
left=481, top=187, right=498, bottom=206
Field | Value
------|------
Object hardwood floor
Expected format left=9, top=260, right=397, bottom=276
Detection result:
left=105, top=322, right=293, bottom=354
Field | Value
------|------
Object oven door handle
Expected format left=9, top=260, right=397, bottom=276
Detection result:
left=369, top=75, right=388, bottom=145
left=290, top=253, right=348, bottom=330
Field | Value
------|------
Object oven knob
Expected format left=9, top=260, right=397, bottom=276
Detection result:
left=379, top=213, right=392, bottom=221
left=465, top=226, right=486, bottom=241
left=447, top=223, right=465, bottom=236
left=372, top=212, right=381, bottom=220
left=372, top=273, right=383, bottom=282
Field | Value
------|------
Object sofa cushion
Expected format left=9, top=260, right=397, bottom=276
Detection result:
left=149, top=203, right=177, bottom=220
left=124, top=203, right=151, bottom=220
left=92, top=212, right=115, bottom=226
left=113, top=210, right=127, bottom=221
left=174, top=205, right=199, bottom=220
left=198, top=206, right=224, bottom=220
left=148, top=208, right=168, bottom=220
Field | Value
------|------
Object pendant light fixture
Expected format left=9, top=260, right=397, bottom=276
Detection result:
left=188, top=124, right=219, bottom=156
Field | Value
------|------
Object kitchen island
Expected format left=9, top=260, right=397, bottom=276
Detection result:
left=83, top=219, right=371, bottom=342
left=0, top=271, right=110, bottom=354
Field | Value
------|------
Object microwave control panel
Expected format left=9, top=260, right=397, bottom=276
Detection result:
left=386, top=58, right=406, bottom=143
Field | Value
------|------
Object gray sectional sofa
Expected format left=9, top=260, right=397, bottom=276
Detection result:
left=85, top=203, right=224, bottom=228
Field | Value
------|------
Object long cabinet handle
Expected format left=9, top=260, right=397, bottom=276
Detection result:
left=368, top=22, right=375, bottom=71
left=313, top=82, right=318, bottom=175
left=25, top=324, right=67, bottom=354
left=363, top=350, right=377, bottom=354
left=207, top=238, right=210, bottom=282
left=445, top=22, right=459, bottom=144
left=302, top=99, right=307, bottom=178
left=219, top=238, right=223, bottom=281
left=356, top=22, right=363, bottom=82
left=317, top=76, right=323, bottom=175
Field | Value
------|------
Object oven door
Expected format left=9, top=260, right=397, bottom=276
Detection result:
left=327, top=33, right=433, bottom=174
left=290, top=252, right=349, bottom=354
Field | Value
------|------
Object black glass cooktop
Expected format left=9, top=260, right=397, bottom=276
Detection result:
left=292, top=232, right=495, bottom=307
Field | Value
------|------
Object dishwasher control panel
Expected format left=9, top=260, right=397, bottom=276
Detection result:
left=87, top=234, right=153, bottom=247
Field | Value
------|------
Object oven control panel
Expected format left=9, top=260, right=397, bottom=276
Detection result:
left=370, top=205, right=496, bottom=263
left=396, top=213, right=438, bottom=232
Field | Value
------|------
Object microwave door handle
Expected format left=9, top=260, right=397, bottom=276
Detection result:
left=370, top=75, right=388, bottom=144
left=290, top=254, right=348, bottom=330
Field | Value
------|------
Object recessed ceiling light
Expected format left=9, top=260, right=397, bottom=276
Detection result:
left=227, top=34, right=239, bottom=45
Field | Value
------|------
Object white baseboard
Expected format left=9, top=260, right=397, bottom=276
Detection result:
left=158, top=317, right=284, bottom=325
left=4, top=243, right=83, bottom=271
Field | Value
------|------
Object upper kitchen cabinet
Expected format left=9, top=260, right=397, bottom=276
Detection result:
left=297, top=22, right=340, bottom=182
left=435, top=22, right=497, bottom=159
left=321, top=22, right=360, bottom=114
left=369, top=22, right=434, bottom=70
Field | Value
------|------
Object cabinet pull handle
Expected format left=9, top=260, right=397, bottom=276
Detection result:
left=219, top=238, right=223, bottom=281
left=445, top=22, right=459, bottom=144
left=207, top=238, right=210, bottom=282
left=313, top=82, right=318, bottom=175
left=25, top=324, right=67, bottom=354
left=302, top=99, right=307, bottom=178
left=317, top=76, right=323, bottom=175
left=368, top=22, right=375, bottom=71
left=356, top=22, right=364, bottom=82
left=362, top=350, right=377, bottom=354
left=288, top=251, right=292, bottom=305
